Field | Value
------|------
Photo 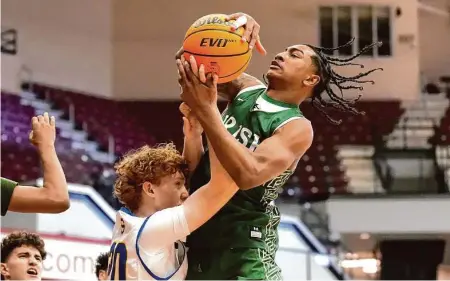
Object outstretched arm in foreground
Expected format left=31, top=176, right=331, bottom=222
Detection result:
left=2, top=113, right=69, bottom=216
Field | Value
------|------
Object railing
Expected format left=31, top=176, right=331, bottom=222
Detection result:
left=390, top=116, right=436, bottom=149
left=434, top=144, right=450, bottom=192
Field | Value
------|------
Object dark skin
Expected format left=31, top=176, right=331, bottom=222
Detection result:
left=177, top=16, right=318, bottom=190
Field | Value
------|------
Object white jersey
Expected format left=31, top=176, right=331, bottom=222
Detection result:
left=108, top=206, right=190, bottom=280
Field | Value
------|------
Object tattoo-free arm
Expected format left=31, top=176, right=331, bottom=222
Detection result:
left=182, top=135, right=204, bottom=172
left=196, top=107, right=313, bottom=189
left=8, top=145, right=69, bottom=213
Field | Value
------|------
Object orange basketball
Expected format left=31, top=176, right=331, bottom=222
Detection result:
left=183, top=14, right=252, bottom=84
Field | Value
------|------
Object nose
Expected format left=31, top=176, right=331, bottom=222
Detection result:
left=180, top=186, right=189, bottom=202
left=275, top=53, right=285, bottom=62
left=28, top=257, right=38, bottom=266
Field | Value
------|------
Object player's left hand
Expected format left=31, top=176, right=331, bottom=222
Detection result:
left=225, top=13, right=267, bottom=55
left=177, top=55, right=219, bottom=113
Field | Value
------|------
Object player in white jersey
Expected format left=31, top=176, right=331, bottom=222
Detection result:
left=108, top=102, right=238, bottom=280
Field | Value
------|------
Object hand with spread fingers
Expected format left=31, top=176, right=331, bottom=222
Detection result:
left=177, top=55, right=219, bottom=114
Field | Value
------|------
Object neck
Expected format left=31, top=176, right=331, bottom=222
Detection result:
left=266, top=87, right=308, bottom=106
left=133, top=202, right=157, bottom=217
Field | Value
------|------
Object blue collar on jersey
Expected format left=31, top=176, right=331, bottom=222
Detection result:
left=119, top=207, right=135, bottom=216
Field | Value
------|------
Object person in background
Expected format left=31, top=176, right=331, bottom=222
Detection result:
left=1, top=112, right=70, bottom=216
left=0, top=231, right=47, bottom=281
left=95, top=252, right=109, bottom=280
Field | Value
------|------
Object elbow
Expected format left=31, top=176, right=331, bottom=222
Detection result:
left=50, top=197, right=70, bottom=213
left=56, top=197, right=71, bottom=212
left=234, top=168, right=259, bottom=190
left=47, top=190, right=71, bottom=213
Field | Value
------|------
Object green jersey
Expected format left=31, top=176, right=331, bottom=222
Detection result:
left=188, top=85, right=304, bottom=252
left=1, top=177, right=18, bottom=216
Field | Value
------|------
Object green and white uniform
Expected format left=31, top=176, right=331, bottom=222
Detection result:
left=186, top=85, right=304, bottom=280
left=1, top=177, right=18, bottom=216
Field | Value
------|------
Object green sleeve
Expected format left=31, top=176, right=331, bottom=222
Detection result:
left=1, top=177, right=18, bottom=216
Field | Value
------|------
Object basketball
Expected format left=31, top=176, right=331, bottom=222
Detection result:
left=183, top=14, right=252, bottom=84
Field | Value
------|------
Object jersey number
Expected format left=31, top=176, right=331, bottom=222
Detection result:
left=107, top=241, right=127, bottom=280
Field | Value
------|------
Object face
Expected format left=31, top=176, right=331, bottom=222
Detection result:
left=147, top=172, right=188, bottom=211
left=266, top=44, right=320, bottom=91
left=1, top=245, right=43, bottom=280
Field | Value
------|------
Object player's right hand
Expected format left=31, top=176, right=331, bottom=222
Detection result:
left=180, top=102, right=203, bottom=138
left=29, top=112, right=56, bottom=149
left=226, top=13, right=267, bottom=55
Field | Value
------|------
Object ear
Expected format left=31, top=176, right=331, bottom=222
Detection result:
left=142, top=182, right=156, bottom=198
left=99, top=270, right=108, bottom=281
left=1, top=263, right=10, bottom=279
left=303, top=74, right=320, bottom=88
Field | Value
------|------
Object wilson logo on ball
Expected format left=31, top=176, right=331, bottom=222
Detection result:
left=193, top=16, right=233, bottom=28
left=200, top=38, right=236, bottom=48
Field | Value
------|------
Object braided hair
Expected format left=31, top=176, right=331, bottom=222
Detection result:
left=306, top=38, right=383, bottom=124
left=264, top=38, right=383, bottom=125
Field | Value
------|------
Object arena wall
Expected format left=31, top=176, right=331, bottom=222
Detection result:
left=419, top=0, right=450, bottom=83
left=2, top=0, right=425, bottom=101
left=1, top=0, right=113, bottom=97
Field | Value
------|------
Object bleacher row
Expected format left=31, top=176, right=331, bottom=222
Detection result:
left=1, top=84, right=449, bottom=196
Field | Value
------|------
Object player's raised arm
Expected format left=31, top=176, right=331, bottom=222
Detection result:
left=182, top=138, right=238, bottom=232
left=180, top=103, right=204, bottom=172
left=2, top=113, right=69, bottom=215
left=135, top=111, right=237, bottom=250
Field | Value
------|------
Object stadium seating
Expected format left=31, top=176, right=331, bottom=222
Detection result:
left=1, top=86, right=405, bottom=199
left=432, top=106, right=450, bottom=145
left=1, top=91, right=109, bottom=184
left=295, top=101, right=404, bottom=199
left=31, top=84, right=157, bottom=155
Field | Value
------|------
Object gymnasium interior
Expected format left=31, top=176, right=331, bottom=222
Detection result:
left=1, top=0, right=450, bottom=279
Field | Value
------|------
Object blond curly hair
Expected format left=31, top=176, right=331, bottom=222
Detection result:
left=114, top=143, right=188, bottom=212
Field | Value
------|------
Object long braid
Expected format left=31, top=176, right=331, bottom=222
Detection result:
left=306, top=38, right=383, bottom=124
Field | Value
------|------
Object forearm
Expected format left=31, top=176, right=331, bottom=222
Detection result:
left=197, top=107, right=258, bottom=189
left=183, top=180, right=238, bottom=233
left=39, top=145, right=69, bottom=207
left=182, top=135, right=204, bottom=172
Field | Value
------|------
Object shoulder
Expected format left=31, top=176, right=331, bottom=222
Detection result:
left=1, top=177, right=18, bottom=189
left=218, top=73, right=265, bottom=101
left=1, top=177, right=17, bottom=200
left=273, top=118, right=313, bottom=153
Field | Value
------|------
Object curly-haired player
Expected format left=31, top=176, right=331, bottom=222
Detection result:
left=107, top=111, right=238, bottom=280
left=95, top=252, right=108, bottom=280
left=177, top=12, right=382, bottom=280
left=1, top=231, right=47, bottom=280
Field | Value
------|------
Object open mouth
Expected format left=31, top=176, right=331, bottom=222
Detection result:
left=27, top=268, right=38, bottom=276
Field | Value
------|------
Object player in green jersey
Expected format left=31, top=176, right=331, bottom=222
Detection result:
left=177, top=12, right=382, bottom=280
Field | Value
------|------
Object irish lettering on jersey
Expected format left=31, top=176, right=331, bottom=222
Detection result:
left=223, top=114, right=261, bottom=151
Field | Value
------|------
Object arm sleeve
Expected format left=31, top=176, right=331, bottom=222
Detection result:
left=138, top=205, right=190, bottom=250
left=1, top=177, right=18, bottom=216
